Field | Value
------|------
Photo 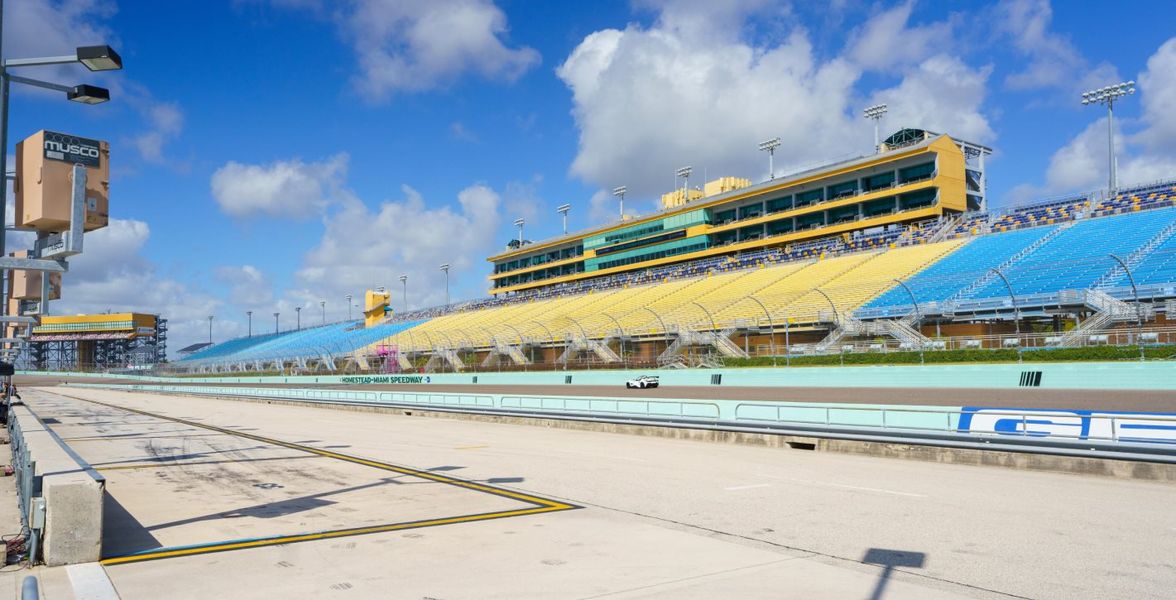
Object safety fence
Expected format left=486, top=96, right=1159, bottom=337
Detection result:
left=7, top=409, right=41, bottom=564
left=69, top=384, right=1176, bottom=463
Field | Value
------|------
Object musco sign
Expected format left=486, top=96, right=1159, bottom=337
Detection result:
left=43, top=130, right=102, bottom=168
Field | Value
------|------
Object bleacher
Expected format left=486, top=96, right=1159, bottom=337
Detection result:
left=176, top=320, right=425, bottom=367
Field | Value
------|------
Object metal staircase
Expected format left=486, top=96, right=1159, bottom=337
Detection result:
left=557, top=335, right=621, bottom=366
left=655, top=328, right=748, bottom=364
left=1054, top=289, right=1154, bottom=347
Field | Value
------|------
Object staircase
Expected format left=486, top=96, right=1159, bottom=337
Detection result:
left=425, top=348, right=465, bottom=372
left=557, top=335, right=621, bottom=365
left=1054, top=289, right=1154, bottom=347
left=1092, top=219, right=1176, bottom=289
left=481, top=341, right=530, bottom=367
left=656, top=329, right=748, bottom=364
left=925, top=214, right=963, bottom=244
left=948, top=221, right=1073, bottom=303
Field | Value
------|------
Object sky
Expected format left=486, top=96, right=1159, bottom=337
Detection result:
left=3, top=0, right=1176, bottom=355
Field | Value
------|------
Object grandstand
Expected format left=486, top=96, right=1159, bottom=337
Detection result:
left=171, top=136, right=1176, bottom=373
left=22, top=313, right=167, bottom=371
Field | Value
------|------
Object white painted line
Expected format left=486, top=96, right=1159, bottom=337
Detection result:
left=755, top=473, right=926, bottom=498
left=67, top=563, right=121, bottom=600
left=724, top=483, right=772, bottom=491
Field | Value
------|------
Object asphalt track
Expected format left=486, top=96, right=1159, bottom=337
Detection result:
left=16, top=375, right=1176, bottom=412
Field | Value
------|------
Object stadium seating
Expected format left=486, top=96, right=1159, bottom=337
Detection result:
left=178, top=320, right=425, bottom=367
left=861, top=226, right=1059, bottom=316
left=967, top=208, right=1174, bottom=298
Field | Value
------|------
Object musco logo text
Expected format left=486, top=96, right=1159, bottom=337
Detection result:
left=43, top=131, right=102, bottom=168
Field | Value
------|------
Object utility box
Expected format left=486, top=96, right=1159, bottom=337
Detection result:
left=14, top=130, right=109, bottom=233
left=8, top=251, right=62, bottom=300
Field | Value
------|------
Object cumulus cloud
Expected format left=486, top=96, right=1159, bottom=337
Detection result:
left=557, top=1, right=993, bottom=213
left=215, top=265, right=274, bottom=307
left=1036, top=37, right=1176, bottom=195
left=130, top=100, right=184, bottom=164
left=211, top=154, right=349, bottom=219
left=994, top=0, right=1118, bottom=95
left=340, top=0, right=540, bottom=98
left=52, top=219, right=222, bottom=355
left=295, top=184, right=502, bottom=308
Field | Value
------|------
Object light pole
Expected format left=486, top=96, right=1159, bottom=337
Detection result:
left=246, top=311, right=252, bottom=338
left=345, top=294, right=352, bottom=321
left=863, top=103, right=888, bottom=151
left=557, top=204, right=571, bottom=235
left=440, top=263, right=451, bottom=306
left=207, top=315, right=214, bottom=344
left=273, top=312, right=280, bottom=334
left=319, top=301, right=325, bottom=325
left=758, top=137, right=781, bottom=180
left=295, top=306, right=301, bottom=331
left=399, top=275, right=408, bottom=312
left=513, top=219, right=525, bottom=245
left=1108, top=253, right=1145, bottom=361
left=1082, top=81, right=1135, bottom=194
left=0, top=25, right=123, bottom=316
left=612, top=186, right=627, bottom=219
left=676, top=166, right=692, bottom=200
left=990, top=268, right=1022, bottom=363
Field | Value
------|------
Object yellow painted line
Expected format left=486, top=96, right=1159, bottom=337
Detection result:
left=101, top=505, right=569, bottom=565
left=455, top=444, right=489, bottom=450
left=46, top=393, right=578, bottom=565
left=96, top=454, right=322, bottom=472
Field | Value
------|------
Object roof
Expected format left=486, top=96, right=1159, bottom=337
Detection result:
left=29, top=332, right=135, bottom=342
left=178, top=342, right=213, bottom=354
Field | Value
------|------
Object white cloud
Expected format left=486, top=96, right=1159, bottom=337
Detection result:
left=340, top=0, right=540, bottom=99
left=449, top=121, right=478, bottom=142
left=215, top=265, right=274, bottom=307
left=130, top=100, right=184, bottom=163
left=51, top=219, right=222, bottom=355
left=995, top=0, right=1118, bottom=94
left=557, top=2, right=992, bottom=214
left=846, top=2, right=953, bottom=72
left=295, top=183, right=502, bottom=308
left=211, top=154, right=349, bottom=219
left=1034, top=37, right=1176, bottom=196
left=1, top=0, right=116, bottom=84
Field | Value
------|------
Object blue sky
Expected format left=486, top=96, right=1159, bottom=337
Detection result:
left=4, top=0, right=1176, bottom=354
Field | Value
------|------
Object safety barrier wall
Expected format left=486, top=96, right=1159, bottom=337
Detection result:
left=6, top=404, right=105, bottom=566
left=65, top=383, right=1176, bottom=447
left=29, top=360, right=1176, bottom=390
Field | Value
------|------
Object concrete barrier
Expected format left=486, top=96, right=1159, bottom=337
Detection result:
left=9, top=404, right=104, bottom=566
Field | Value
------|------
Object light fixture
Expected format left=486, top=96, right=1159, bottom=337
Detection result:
left=67, top=84, right=110, bottom=104
left=76, top=45, right=123, bottom=71
left=758, top=138, right=781, bottom=180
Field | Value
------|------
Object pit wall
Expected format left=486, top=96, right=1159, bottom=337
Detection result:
left=21, top=361, right=1176, bottom=391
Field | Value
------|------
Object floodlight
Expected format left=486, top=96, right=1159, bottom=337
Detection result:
left=67, top=84, right=110, bottom=104
left=76, top=45, right=123, bottom=71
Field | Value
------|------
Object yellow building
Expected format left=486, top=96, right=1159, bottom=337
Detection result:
left=487, top=130, right=989, bottom=295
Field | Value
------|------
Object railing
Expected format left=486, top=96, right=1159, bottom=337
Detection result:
left=7, top=409, right=41, bottom=564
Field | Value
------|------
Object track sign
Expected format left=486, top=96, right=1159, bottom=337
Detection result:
left=42, top=130, right=102, bottom=168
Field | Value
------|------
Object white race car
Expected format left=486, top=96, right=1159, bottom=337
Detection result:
left=625, top=375, right=660, bottom=389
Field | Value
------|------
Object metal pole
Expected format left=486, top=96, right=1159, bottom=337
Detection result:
left=1109, top=253, right=1144, bottom=361
left=893, top=278, right=923, bottom=364
left=990, top=268, right=1022, bottom=363
left=247, top=311, right=252, bottom=337
left=295, top=306, right=301, bottom=331
left=1107, top=100, right=1116, bottom=194
left=208, top=316, right=213, bottom=344
left=0, top=80, right=9, bottom=319
left=320, top=301, right=325, bottom=325
left=784, top=318, right=790, bottom=367
left=768, top=148, right=774, bottom=180
left=403, top=279, right=408, bottom=312
left=745, top=296, right=775, bottom=367
left=274, top=312, right=279, bottom=334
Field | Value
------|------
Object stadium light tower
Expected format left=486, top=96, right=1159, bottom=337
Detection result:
left=345, top=294, right=352, bottom=321
left=758, top=137, right=781, bottom=180
left=0, top=16, right=123, bottom=316
left=612, top=186, right=627, bottom=219
left=246, top=311, right=253, bottom=338
left=440, top=263, right=451, bottom=306
left=1082, top=81, right=1135, bottom=194
left=862, top=103, right=888, bottom=152
left=207, top=315, right=214, bottom=344
left=557, top=204, right=571, bottom=235
left=399, top=274, right=408, bottom=312
left=273, top=312, right=280, bottom=334
left=513, top=218, right=525, bottom=245
left=319, top=301, right=325, bottom=325
left=295, top=306, right=301, bottom=331
left=676, top=166, right=692, bottom=200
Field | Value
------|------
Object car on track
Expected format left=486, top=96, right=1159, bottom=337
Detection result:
left=625, top=375, right=660, bottom=389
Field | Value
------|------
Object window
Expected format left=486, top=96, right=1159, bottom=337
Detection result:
left=795, top=189, right=824, bottom=207
left=898, top=162, right=935, bottom=183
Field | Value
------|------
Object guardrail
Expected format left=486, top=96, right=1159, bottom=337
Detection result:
left=67, top=383, right=1176, bottom=465
left=7, top=407, right=42, bottom=564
